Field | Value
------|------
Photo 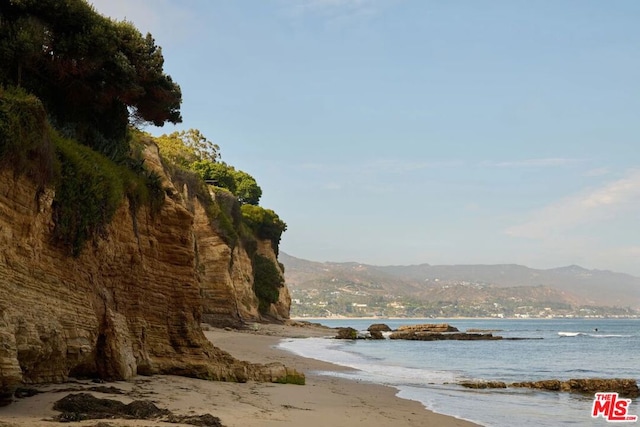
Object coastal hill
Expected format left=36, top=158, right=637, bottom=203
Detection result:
left=281, top=253, right=640, bottom=318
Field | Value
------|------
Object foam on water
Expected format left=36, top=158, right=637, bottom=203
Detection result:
left=278, top=337, right=458, bottom=384
left=278, top=318, right=640, bottom=427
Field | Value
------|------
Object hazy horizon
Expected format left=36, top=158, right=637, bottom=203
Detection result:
left=279, top=251, right=640, bottom=278
left=90, top=1, right=640, bottom=277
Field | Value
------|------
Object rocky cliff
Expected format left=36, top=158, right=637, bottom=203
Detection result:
left=0, top=141, right=295, bottom=405
left=193, top=201, right=290, bottom=327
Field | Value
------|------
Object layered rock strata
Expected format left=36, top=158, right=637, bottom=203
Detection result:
left=0, top=142, right=297, bottom=405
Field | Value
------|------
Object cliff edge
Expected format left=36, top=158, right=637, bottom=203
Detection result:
left=0, top=139, right=297, bottom=405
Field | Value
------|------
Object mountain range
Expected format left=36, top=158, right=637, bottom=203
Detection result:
left=280, top=253, right=640, bottom=317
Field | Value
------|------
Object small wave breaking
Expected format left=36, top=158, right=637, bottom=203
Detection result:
left=557, top=331, right=630, bottom=338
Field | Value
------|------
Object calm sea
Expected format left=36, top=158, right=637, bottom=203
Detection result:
left=278, top=318, right=640, bottom=427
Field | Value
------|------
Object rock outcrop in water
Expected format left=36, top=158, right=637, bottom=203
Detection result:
left=0, top=141, right=298, bottom=405
left=389, top=323, right=503, bottom=341
left=511, top=378, right=640, bottom=398
left=459, top=378, right=639, bottom=398
left=395, top=323, right=460, bottom=333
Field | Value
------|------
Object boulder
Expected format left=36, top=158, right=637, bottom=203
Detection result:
left=335, top=327, right=358, bottom=340
left=368, top=330, right=385, bottom=340
left=368, top=323, right=392, bottom=332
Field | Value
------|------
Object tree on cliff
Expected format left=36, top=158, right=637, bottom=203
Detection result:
left=0, top=0, right=182, bottom=160
left=156, top=130, right=220, bottom=169
left=155, top=129, right=262, bottom=206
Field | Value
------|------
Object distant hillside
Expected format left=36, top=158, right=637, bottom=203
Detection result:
left=376, top=263, right=640, bottom=307
left=280, top=253, right=423, bottom=296
left=281, top=253, right=640, bottom=318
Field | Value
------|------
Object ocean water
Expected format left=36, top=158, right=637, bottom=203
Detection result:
left=278, top=318, right=640, bottom=427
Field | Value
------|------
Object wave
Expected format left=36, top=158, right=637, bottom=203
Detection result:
left=557, top=331, right=583, bottom=337
left=588, top=334, right=631, bottom=338
left=557, top=331, right=631, bottom=338
left=278, top=337, right=457, bottom=385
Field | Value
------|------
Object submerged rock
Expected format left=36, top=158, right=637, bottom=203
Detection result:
left=511, top=378, right=639, bottom=398
left=457, top=378, right=639, bottom=398
left=459, top=381, right=507, bottom=389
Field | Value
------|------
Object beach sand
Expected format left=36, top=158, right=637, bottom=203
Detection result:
left=0, top=322, right=481, bottom=427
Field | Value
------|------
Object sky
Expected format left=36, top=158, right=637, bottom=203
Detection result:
left=89, top=0, right=640, bottom=276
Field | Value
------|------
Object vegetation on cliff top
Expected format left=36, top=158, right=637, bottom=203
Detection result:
left=0, top=86, right=165, bottom=255
left=154, top=129, right=287, bottom=313
left=0, top=0, right=178, bottom=254
left=155, top=129, right=263, bottom=206
left=0, top=0, right=181, bottom=161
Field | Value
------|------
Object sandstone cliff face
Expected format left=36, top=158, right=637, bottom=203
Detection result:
left=193, top=192, right=290, bottom=327
left=0, top=142, right=294, bottom=404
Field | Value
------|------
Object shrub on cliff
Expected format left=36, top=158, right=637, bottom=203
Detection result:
left=240, top=205, right=287, bottom=252
left=252, top=254, right=284, bottom=313
left=0, top=86, right=55, bottom=191
left=1, top=87, right=165, bottom=256
left=52, top=132, right=165, bottom=256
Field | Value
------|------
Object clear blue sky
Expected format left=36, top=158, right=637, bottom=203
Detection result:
left=90, top=0, right=640, bottom=276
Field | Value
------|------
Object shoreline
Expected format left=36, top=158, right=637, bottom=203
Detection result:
left=203, top=322, right=482, bottom=427
left=0, top=321, right=481, bottom=427
left=292, top=316, right=640, bottom=321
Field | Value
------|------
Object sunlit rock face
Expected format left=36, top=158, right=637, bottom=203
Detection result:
left=0, top=142, right=293, bottom=404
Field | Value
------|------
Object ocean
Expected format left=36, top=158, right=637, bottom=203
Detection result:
left=278, top=318, right=640, bottom=427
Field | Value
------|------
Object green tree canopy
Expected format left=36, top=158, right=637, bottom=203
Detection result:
left=155, top=129, right=262, bottom=205
left=233, top=169, right=262, bottom=205
left=0, top=0, right=182, bottom=159
left=155, top=129, right=219, bottom=169
left=191, top=160, right=237, bottom=193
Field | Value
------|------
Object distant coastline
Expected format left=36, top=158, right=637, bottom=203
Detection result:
left=292, top=315, right=640, bottom=322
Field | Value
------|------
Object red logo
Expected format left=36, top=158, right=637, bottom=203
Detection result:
left=592, top=392, right=638, bottom=422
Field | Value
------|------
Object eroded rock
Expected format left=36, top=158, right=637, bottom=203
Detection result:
left=0, top=141, right=297, bottom=397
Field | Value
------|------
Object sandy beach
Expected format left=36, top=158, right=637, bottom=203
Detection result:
left=0, top=322, right=480, bottom=427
